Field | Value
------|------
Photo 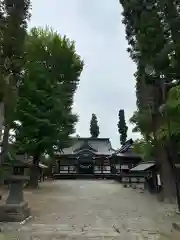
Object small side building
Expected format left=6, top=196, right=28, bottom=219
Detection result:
left=112, top=147, right=142, bottom=174
left=121, top=161, right=157, bottom=191
left=109, top=139, right=142, bottom=176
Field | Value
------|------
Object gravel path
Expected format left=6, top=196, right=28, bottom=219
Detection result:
left=0, top=179, right=180, bottom=239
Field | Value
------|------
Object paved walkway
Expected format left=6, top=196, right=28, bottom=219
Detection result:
left=0, top=180, right=180, bottom=239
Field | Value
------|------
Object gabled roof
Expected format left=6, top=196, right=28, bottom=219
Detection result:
left=58, top=137, right=114, bottom=156
left=116, top=147, right=141, bottom=159
left=73, top=141, right=97, bottom=153
left=109, top=139, right=141, bottom=159
left=114, top=139, right=134, bottom=155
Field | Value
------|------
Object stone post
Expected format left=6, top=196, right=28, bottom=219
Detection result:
left=0, top=166, right=30, bottom=222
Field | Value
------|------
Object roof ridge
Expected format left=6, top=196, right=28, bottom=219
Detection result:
left=71, top=137, right=110, bottom=140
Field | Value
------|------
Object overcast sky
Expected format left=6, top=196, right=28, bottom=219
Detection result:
left=29, top=0, right=140, bottom=148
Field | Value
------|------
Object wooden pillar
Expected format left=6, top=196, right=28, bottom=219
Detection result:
left=58, top=160, right=60, bottom=173
left=77, top=157, right=79, bottom=174
left=120, top=158, right=122, bottom=172
left=101, top=158, right=103, bottom=175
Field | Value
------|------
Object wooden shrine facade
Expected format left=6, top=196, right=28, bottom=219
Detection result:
left=53, top=137, right=115, bottom=178
left=53, top=138, right=143, bottom=179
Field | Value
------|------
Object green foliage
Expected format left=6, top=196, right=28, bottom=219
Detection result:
left=157, top=86, right=180, bottom=140
left=0, top=0, right=31, bottom=165
left=120, top=0, right=180, bottom=197
left=0, top=0, right=31, bottom=114
left=117, top=109, right=128, bottom=145
left=133, top=138, right=155, bottom=161
left=13, top=27, right=84, bottom=159
left=90, top=113, right=99, bottom=138
left=129, top=109, right=153, bottom=139
left=120, top=0, right=162, bottom=143
left=120, top=0, right=180, bottom=157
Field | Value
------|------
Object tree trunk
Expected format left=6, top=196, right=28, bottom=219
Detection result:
left=27, top=151, right=40, bottom=188
left=0, top=102, right=4, bottom=141
left=27, top=165, right=40, bottom=188
left=157, top=145, right=176, bottom=203
left=0, top=121, right=10, bottom=165
left=151, top=97, right=176, bottom=202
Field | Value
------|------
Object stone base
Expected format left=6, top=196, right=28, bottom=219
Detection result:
left=172, top=223, right=180, bottom=232
left=131, top=183, right=137, bottom=189
left=0, top=201, right=30, bottom=222
left=176, top=210, right=180, bottom=215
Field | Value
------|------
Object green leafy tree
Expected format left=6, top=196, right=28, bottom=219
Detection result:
left=14, top=27, right=84, bottom=187
left=119, top=0, right=180, bottom=199
left=90, top=113, right=99, bottom=138
left=133, top=138, right=155, bottom=161
left=157, top=86, right=180, bottom=140
left=117, top=109, right=128, bottom=145
left=0, top=0, right=30, bottom=165
left=129, top=109, right=153, bottom=141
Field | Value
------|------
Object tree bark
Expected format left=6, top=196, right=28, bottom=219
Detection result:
left=27, top=151, right=40, bottom=188
left=27, top=165, right=40, bottom=188
left=157, top=145, right=176, bottom=203
left=0, top=102, right=4, bottom=141
left=0, top=121, right=10, bottom=165
left=151, top=95, right=176, bottom=202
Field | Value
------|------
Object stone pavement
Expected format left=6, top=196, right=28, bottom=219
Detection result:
left=0, top=179, right=180, bottom=239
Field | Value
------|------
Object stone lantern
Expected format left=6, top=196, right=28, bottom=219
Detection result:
left=0, top=152, right=31, bottom=222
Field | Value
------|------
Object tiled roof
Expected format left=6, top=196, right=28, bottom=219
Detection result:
left=59, top=137, right=114, bottom=156
left=109, top=139, right=142, bottom=159
left=116, top=148, right=142, bottom=158
left=113, top=139, right=134, bottom=155
left=130, top=162, right=156, bottom=171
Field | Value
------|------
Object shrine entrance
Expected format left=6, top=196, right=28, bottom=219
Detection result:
left=78, top=159, right=94, bottom=174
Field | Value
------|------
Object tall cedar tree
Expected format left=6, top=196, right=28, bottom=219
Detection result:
left=0, top=0, right=30, bottom=164
left=117, top=109, right=128, bottom=145
left=14, top=27, right=83, bottom=187
left=90, top=113, right=99, bottom=138
left=120, top=0, right=180, bottom=199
